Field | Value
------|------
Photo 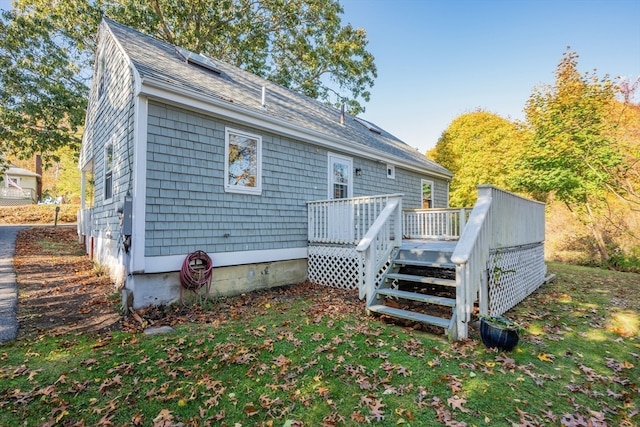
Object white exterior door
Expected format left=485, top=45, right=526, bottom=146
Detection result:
left=328, top=153, right=353, bottom=200
left=327, top=153, right=354, bottom=241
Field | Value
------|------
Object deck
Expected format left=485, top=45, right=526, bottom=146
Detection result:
left=307, top=185, right=548, bottom=341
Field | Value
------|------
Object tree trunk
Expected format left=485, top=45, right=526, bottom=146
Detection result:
left=585, top=201, right=609, bottom=262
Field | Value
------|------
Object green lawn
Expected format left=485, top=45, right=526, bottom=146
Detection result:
left=1, top=262, right=638, bottom=426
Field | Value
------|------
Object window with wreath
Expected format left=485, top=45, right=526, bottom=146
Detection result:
left=224, top=128, right=262, bottom=195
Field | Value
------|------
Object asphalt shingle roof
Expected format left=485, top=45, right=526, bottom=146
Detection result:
left=104, top=18, right=452, bottom=178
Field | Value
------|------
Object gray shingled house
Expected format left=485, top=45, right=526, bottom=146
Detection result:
left=78, top=19, right=452, bottom=304
left=79, top=19, right=548, bottom=340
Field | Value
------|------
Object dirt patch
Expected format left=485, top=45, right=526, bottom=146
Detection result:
left=12, top=227, right=368, bottom=337
left=14, top=226, right=122, bottom=337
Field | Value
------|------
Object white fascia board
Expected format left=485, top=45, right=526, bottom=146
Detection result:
left=143, top=247, right=308, bottom=274
left=137, top=77, right=452, bottom=181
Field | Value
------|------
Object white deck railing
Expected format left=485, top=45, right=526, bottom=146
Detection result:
left=403, top=208, right=469, bottom=239
left=451, top=185, right=545, bottom=339
left=77, top=208, right=92, bottom=251
left=355, top=197, right=403, bottom=303
left=307, top=194, right=404, bottom=245
left=307, top=194, right=403, bottom=294
left=0, top=187, right=36, bottom=203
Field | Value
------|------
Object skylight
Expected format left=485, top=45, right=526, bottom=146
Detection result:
left=353, top=117, right=382, bottom=134
left=175, top=46, right=221, bottom=74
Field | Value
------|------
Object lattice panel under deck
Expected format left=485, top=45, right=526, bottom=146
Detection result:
left=487, top=244, right=546, bottom=316
left=308, top=245, right=363, bottom=290
left=375, top=258, right=393, bottom=289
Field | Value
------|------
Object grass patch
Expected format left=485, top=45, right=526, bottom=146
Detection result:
left=1, top=262, right=638, bottom=426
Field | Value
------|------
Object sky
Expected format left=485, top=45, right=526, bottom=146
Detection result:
left=1, top=0, right=639, bottom=153
left=340, top=0, right=640, bottom=152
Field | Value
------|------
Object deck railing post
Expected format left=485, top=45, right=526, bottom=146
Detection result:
left=395, top=197, right=402, bottom=244
left=363, top=245, right=376, bottom=303
left=455, top=263, right=467, bottom=340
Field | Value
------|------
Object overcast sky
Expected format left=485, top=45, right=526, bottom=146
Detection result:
left=341, top=0, right=640, bottom=152
left=2, top=0, right=639, bottom=153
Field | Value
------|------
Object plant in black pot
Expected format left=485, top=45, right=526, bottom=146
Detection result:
left=479, top=315, right=521, bottom=351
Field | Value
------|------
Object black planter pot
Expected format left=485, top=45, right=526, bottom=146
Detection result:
left=480, top=317, right=519, bottom=351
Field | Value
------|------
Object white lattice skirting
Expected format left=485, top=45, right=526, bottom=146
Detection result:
left=308, top=245, right=363, bottom=291
left=487, top=243, right=547, bottom=316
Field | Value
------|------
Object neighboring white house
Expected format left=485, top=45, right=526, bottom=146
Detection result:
left=1, top=166, right=40, bottom=206
left=78, top=19, right=453, bottom=309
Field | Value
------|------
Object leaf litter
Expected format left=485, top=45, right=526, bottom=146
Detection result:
left=1, top=230, right=638, bottom=426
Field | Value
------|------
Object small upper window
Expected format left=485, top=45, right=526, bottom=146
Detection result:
left=387, top=165, right=395, bottom=179
left=224, top=128, right=262, bottom=195
left=105, top=144, right=113, bottom=200
left=98, top=56, right=106, bottom=99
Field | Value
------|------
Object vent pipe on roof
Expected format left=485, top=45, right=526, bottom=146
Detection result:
left=340, top=104, right=345, bottom=126
left=261, top=86, right=266, bottom=110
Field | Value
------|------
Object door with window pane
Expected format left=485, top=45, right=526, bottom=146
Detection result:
left=327, top=154, right=353, bottom=241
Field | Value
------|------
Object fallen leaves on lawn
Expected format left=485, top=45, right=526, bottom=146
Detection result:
left=5, top=229, right=640, bottom=426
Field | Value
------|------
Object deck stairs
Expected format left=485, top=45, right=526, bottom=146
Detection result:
left=367, top=241, right=459, bottom=338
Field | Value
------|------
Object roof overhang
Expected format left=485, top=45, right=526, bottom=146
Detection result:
left=137, top=75, right=452, bottom=181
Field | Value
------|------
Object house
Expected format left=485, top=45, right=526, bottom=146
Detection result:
left=1, top=165, right=41, bottom=206
left=78, top=19, right=456, bottom=311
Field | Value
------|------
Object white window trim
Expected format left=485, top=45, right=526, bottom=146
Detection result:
left=421, top=179, right=434, bottom=209
left=224, top=127, right=262, bottom=195
left=5, top=175, right=20, bottom=188
left=104, top=143, right=114, bottom=202
left=327, top=152, right=353, bottom=199
left=387, top=164, right=395, bottom=179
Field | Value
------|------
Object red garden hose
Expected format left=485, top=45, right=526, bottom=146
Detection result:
left=180, top=250, right=213, bottom=291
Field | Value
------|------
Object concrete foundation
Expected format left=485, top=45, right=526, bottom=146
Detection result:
left=125, top=258, right=308, bottom=309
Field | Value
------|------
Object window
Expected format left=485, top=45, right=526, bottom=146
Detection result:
left=98, top=56, right=106, bottom=99
left=5, top=175, right=21, bottom=188
left=328, top=153, right=353, bottom=199
left=387, top=164, right=395, bottom=179
left=225, top=128, right=262, bottom=195
left=422, top=179, right=433, bottom=209
left=105, top=144, right=113, bottom=200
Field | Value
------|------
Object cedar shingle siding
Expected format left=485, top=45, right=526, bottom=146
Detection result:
left=78, top=18, right=452, bottom=306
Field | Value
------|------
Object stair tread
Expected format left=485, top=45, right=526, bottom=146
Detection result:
left=376, top=288, right=456, bottom=307
left=368, top=305, right=451, bottom=329
left=395, top=259, right=456, bottom=269
left=386, top=273, right=456, bottom=287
